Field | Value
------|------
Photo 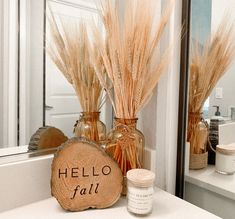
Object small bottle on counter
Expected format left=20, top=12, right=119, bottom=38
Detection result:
left=126, top=169, right=155, bottom=215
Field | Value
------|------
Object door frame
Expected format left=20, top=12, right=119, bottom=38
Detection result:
left=1, top=0, right=19, bottom=147
left=19, top=0, right=45, bottom=145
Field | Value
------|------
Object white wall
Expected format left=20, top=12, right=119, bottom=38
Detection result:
left=0, top=0, right=4, bottom=146
left=209, top=66, right=235, bottom=118
left=208, top=0, right=235, bottom=118
left=211, top=0, right=235, bottom=33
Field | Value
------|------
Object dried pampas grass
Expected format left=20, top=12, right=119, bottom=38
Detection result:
left=188, top=17, right=235, bottom=154
left=46, top=10, right=106, bottom=112
left=92, top=0, right=174, bottom=119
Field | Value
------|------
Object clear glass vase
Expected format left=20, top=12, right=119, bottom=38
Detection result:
left=105, top=118, right=145, bottom=194
left=74, top=112, right=106, bottom=144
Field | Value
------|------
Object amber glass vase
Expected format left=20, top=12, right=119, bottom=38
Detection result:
left=188, top=112, right=208, bottom=154
left=74, top=112, right=106, bottom=144
left=188, top=112, right=208, bottom=169
left=105, top=118, right=145, bottom=194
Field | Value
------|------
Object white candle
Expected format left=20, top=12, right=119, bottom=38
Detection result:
left=216, top=144, right=235, bottom=174
left=126, top=169, right=155, bottom=215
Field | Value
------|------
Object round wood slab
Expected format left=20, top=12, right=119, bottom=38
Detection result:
left=51, top=138, right=123, bottom=211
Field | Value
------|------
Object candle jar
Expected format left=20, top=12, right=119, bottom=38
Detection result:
left=74, top=112, right=106, bottom=144
left=216, top=145, right=235, bottom=175
left=126, top=169, right=155, bottom=215
left=105, top=118, right=145, bottom=195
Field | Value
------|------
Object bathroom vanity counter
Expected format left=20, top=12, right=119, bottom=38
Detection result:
left=0, top=188, right=220, bottom=219
left=185, top=165, right=235, bottom=200
left=185, top=165, right=235, bottom=218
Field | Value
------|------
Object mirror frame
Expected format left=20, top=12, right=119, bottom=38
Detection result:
left=175, top=0, right=191, bottom=198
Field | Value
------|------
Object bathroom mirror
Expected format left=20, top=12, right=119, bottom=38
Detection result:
left=0, top=0, right=111, bottom=156
left=176, top=0, right=235, bottom=218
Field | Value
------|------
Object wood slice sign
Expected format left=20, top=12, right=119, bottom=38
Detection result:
left=51, top=138, right=123, bottom=211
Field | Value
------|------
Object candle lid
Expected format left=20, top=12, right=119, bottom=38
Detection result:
left=127, top=169, right=155, bottom=187
left=216, top=144, right=235, bottom=155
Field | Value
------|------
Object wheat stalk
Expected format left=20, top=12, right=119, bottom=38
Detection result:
left=46, top=10, right=105, bottom=113
left=92, top=0, right=173, bottom=119
left=188, top=17, right=235, bottom=154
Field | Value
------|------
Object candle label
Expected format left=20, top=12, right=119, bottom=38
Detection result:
left=127, top=186, right=154, bottom=214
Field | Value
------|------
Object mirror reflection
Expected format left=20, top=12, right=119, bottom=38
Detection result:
left=0, top=0, right=111, bottom=154
left=185, top=1, right=235, bottom=219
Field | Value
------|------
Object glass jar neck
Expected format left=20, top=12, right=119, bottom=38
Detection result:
left=114, top=118, right=138, bottom=129
left=80, top=112, right=100, bottom=121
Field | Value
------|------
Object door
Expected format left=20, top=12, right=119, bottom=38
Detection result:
left=45, top=0, right=106, bottom=138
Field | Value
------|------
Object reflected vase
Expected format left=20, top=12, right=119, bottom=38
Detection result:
left=188, top=112, right=208, bottom=169
left=74, top=112, right=106, bottom=144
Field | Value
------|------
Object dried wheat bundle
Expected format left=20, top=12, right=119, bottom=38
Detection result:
left=188, top=17, right=235, bottom=154
left=91, top=0, right=173, bottom=177
left=92, top=0, right=173, bottom=119
left=47, top=11, right=106, bottom=112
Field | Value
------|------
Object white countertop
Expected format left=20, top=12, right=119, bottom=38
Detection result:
left=185, top=165, right=235, bottom=200
left=0, top=188, right=220, bottom=219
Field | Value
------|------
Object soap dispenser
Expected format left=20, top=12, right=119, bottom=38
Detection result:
left=211, top=105, right=224, bottom=121
left=213, top=105, right=221, bottom=116
left=231, top=107, right=235, bottom=120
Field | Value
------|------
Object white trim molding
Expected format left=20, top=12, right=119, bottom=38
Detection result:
left=19, top=0, right=31, bottom=145
left=2, top=0, right=18, bottom=147
left=19, top=0, right=45, bottom=145
left=155, top=0, right=182, bottom=194
left=0, top=0, right=4, bottom=146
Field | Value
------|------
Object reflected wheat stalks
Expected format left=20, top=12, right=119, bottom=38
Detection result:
left=47, top=11, right=107, bottom=141
left=188, top=17, right=235, bottom=154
